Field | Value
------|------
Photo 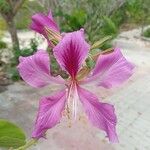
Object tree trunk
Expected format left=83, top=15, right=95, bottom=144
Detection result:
left=6, top=18, right=20, bottom=50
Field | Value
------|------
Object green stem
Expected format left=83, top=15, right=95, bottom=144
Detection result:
left=14, top=139, right=38, bottom=150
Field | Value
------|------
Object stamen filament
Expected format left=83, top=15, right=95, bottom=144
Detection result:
left=66, top=82, right=78, bottom=123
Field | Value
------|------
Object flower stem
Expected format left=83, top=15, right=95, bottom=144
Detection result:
left=14, top=139, right=38, bottom=150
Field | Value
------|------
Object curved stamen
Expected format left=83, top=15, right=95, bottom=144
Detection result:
left=66, top=80, right=79, bottom=122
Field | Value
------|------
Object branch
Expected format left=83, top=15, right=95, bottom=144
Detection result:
left=13, top=0, right=26, bottom=15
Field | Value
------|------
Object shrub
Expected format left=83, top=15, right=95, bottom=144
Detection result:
left=100, top=16, right=118, bottom=38
left=8, top=38, right=38, bottom=81
left=143, top=28, right=150, bottom=38
left=56, top=8, right=87, bottom=32
left=0, top=40, right=7, bottom=49
left=125, top=0, right=143, bottom=23
left=8, top=67, right=20, bottom=81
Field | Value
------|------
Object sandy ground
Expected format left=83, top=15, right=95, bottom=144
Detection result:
left=0, top=29, right=150, bottom=150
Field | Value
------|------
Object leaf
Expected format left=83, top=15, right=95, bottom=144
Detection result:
left=91, top=48, right=114, bottom=61
left=0, top=119, right=26, bottom=148
left=90, top=36, right=112, bottom=50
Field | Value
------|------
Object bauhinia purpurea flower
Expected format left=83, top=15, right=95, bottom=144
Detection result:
left=18, top=11, right=135, bottom=143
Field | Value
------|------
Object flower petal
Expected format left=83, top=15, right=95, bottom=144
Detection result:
left=83, top=48, right=134, bottom=88
left=30, top=12, right=59, bottom=34
left=53, top=30, right=90, bottom=78
left=77, top=86, right=118, bottom=142
left=30, top=11, right=60, bottom=48
left=17, top=50, right=64, bottom=88
left=32, top=90, right=66, bottom=138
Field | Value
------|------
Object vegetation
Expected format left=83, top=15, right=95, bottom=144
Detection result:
left=0, top=0, right=26, bottom=50
left=143, top=28, right=150, bottom=38
left=8, top=38, right=38, bottom=81
left=0, top=40, right=7, bottom=49
left=1, top=0, right=150, bottom=40
left=0, top=119, right=26, bottom=148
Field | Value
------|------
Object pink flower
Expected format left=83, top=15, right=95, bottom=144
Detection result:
left=17, top=30, right=134, bottom=142
left=30, top=10, right=61, bottom=47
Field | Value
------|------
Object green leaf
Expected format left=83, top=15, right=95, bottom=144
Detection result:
left=0, top=119, right=26, bottom=148
left=90, top=36, right=112, bottom=49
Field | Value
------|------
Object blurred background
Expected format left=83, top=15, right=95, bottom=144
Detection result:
left=0, top=0, right=150, bottom=150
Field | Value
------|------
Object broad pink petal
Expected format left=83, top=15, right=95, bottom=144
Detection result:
left=53, top=30, right=90, bottom=78
left=17, top=50, right=64, bottom=88
left=77, top=86, right=118, bottom=142
left=83, top=48, right=134, bottom=88
left=30, top=12, right=59, bottom=34
left=32, top=90, right=66, bottom=138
